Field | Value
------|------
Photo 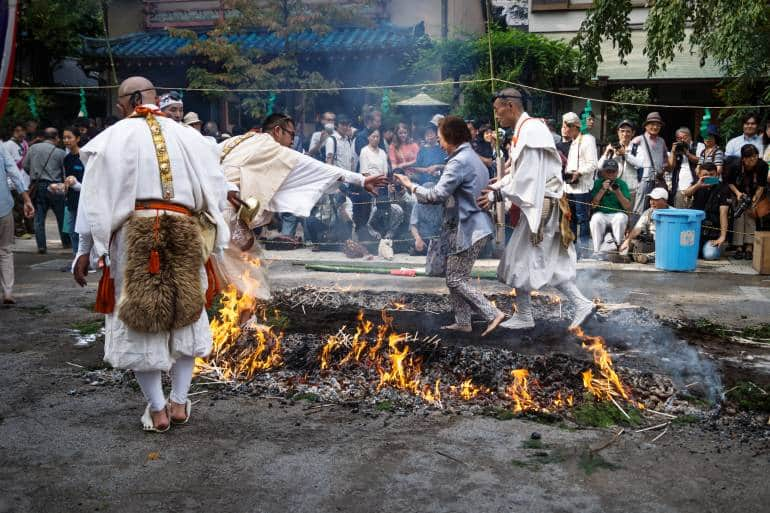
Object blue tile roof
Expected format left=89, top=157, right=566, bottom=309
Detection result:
left=83, top=23, right=425, bottom=59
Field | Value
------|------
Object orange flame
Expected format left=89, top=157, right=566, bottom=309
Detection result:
left=196, top=284, right=283, bottom=381
left=459, top=379, right=483, bottom=400
left=507, top=369, right=540, bottom=413
left=572, top=327, right=630, bottom=401
left=550, top=391, right=574, bottom=410
left=390, top=301, right=406, bottom=310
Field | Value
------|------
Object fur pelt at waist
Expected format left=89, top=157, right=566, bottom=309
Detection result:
left=118, top=214, right=205, bottom=333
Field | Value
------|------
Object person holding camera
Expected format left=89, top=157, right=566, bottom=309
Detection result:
left=667, top=127, right=699, bottom=208
left=683, top=163, right=730, bottom=258
left=589, top=159, right=631, bottom=255
left=726, top=144, right=768, bottom=259
left=563, top=112, right=598, bottom=258
left=599, top=119, right=638, bottom=208
left=626, top=112, right=669, bottom=220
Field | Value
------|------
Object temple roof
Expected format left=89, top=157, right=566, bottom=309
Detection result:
left=82, top=23, right=425, bottom=60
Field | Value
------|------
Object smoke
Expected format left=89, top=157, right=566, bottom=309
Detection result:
left=580, top=306, right=722, bottom=404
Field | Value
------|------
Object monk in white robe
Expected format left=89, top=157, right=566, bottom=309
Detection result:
left=73, top=77, right=230, bottom=432
left=217, top=114, right=387, bottom=298
left=480, top=89, right=595, bottom=330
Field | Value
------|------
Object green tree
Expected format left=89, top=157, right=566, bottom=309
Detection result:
left=572, top=0, right=770, bottom=134
left=409, top=28, right=584, bottom=119
left=171, top=0, right=374, bottom=118
left=17, top=0, right=103, bottom=83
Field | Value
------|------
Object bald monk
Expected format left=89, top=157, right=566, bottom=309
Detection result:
left=73, top=76, right=230, bottom=432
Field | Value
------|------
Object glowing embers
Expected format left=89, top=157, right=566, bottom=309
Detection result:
left=196, top=284, right=283, bottom=381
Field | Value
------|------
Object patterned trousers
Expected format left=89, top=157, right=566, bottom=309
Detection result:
left=445, top=235, right=500, bottom=327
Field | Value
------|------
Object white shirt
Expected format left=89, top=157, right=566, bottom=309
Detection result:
left=677, top=157, right=694, bottom=190
left=565, top=133, right=598, bottom=194
left=625, top=133, right=668, bottom=181
left=359, top=145, right=389, bottom=176
left=326, top=132, right=356, bottom=171
left=724, top=134, right=764, bottom=157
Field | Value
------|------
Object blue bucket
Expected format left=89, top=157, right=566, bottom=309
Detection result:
left=652, top=208, right=705, bottom=271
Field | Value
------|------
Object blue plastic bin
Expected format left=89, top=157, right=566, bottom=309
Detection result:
left=652, top=208, right=705, bottom=271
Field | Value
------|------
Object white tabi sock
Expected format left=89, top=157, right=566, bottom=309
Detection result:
left=501, top=289, right=535, bottom=329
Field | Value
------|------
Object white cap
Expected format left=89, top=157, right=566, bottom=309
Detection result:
left=430, top=114, right=445, bottom=127
left=647, top=187, right=669, bottom=201
left=182, top=111, right=202, bottom=126
left=562, top=112, right=580, bottom=126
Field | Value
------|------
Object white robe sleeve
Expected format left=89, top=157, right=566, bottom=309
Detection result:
left=267, top=152, right=364, bottom=217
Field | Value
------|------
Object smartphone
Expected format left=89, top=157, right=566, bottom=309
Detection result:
left=703, top=177, right=720, bottom=185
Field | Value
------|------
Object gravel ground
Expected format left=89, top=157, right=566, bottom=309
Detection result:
left=0, top=251, right=768, bottom=513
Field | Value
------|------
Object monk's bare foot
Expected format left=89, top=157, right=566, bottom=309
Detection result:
left=481, top=311, right=506, bottom=337
left=440, top=323, right=472, bottom=333
left=150, top=408, right=170, bottom=431
left=168, top=401, right=189, bottom=423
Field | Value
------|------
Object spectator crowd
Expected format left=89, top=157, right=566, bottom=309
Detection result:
left=3, top=92, right=770, bottom=300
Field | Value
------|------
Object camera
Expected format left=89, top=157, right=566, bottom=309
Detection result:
left=734, top=194, right=752, bottom=218
left=674, top=141, right=688, bottom=154
left=610, top=182, right=619, bottom=191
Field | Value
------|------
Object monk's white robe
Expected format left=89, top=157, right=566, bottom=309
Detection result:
left=221, top=133, right=365, bottom=226
left=489, top=113, right=577, bottom=290
left=74, top=105, right=230, bottom=372
left=217, top=133, right=366, bottom=299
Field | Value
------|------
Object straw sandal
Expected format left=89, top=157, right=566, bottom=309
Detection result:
left=169, top=399, right=192, bottom=425
left=141, top=404, right=170, bottom=433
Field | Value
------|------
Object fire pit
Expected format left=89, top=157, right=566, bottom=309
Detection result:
left=191, top=286, right=711, bottom=422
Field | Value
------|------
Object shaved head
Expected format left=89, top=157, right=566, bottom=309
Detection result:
left=116, top=76, right=157, bottom=118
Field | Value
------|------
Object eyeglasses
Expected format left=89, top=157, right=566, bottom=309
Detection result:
left=280, top=126, right=296, bottom=138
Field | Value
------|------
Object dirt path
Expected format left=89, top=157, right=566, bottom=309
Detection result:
left=0, top=252, right=768, bottom=513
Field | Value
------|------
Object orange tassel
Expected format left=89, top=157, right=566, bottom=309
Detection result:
left=205, top=258, right=220, bottom=309
left=95, top=266, right=115, bottom=314
left=148, top=249, right=160, bottom=274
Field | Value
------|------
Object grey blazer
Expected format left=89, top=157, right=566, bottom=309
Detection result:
left=413, top=142, right=493, bottom=254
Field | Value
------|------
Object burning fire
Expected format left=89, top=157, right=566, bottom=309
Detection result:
left=571, top=326, right=630, bottom=401
left=390, top=301, right=406, bottom=310
left=196, top=284, right=283, bottom=381
left=507, top=369, right=540, bottom=413
left=451, top=379, right=486, bottom=400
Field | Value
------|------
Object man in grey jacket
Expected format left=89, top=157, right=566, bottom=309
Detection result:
left=23, top=127, right=68, bottom=253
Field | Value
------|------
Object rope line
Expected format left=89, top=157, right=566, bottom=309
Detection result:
left=495, top=79, right=770, bottom=110
left=6, top=77, right=770, bottom=110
